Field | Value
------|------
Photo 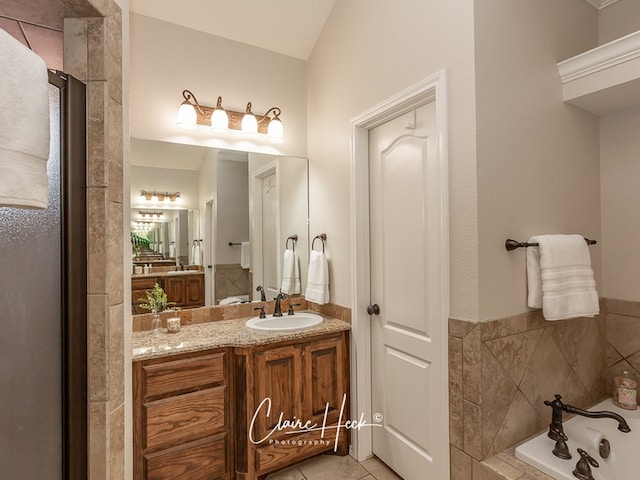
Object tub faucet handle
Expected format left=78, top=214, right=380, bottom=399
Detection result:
left=550, top=427, right=571, bottom=460
left=573, top=448, right=599, bottom=480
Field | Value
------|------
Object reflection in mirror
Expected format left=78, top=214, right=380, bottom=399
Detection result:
left=130, top=138, right=309, bottom=310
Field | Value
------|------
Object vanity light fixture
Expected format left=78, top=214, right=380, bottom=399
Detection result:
left=139, top=190, right=182, bottom=204
left=177, top=89, right=284, bottom=138
left=137, top=211, right=165, bottom=220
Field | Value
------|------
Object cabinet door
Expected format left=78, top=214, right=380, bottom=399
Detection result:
left=184, top=275, right=205, bottom=306
left=302, top=336, right=347, bottom=426
left=253, top=345, right=302, bottom=443
left=163, top=276, right=185, bottom=305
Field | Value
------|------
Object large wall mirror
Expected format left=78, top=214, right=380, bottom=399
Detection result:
left=130, top=138, right=309, bottom=310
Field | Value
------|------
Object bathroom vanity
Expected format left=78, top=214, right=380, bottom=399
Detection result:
left=132, top=316, right=350, bottom=480
left=132, top=271, right=205, bottom=313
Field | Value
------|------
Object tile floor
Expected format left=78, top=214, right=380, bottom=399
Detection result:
left=266, top=454, right=404, bottom=480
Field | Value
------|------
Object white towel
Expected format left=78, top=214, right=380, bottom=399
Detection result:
left=526, top=234, right=599, bottom=321
left=305, top=250, right=329, bottom=305
left=192, top=244, right=201, bottom=265
left=0, top=29, right=50, bottom=209
left=281, top=249, right=301, bottom=295
left=219, top=296, right=243, bottom=306
left=240, top=241, right=251, bottom=269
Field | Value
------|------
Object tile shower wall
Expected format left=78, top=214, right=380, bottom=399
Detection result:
left=449, top=307, right=608, bottom=478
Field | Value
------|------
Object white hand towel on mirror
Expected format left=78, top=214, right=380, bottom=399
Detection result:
left=526, top=234, right=599, bottom=321
left=240, top=242, right=251, bottom=269
left=292, top=251, right=301, bottom=294
left=305, top=250, right=329, bottom=305
left=193, top=244, right=201, bottom=265
left=281, top=250, right=301, bottom=295
left=0, top=29, right=50, bottom=209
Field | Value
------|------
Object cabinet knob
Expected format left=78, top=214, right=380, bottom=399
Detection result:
left=367, top=304, right=380, bottom=315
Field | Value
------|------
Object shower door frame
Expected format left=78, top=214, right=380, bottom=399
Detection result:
left=49, top=70, right=88, bottom=480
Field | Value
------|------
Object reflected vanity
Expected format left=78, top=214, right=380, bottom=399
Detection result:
left=130, top=138, right=309, bottom=312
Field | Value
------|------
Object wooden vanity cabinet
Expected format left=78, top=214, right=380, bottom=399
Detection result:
left=132, top=276, right=161, bottom=313
left=133, top=349, right=232, bottom=480
left=164, top=274, right=205, bottom=307
left=131, top=273, right=205, bottom=313
left=234, top=332, right=349, bottom=480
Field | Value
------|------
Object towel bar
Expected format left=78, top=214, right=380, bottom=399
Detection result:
left=505, top=237, right=597, bottom=251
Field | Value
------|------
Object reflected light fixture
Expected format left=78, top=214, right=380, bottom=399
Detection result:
left=177, top=89, right=284, bottom=138
left=137, top=211, right=165, bottom=220
left=139, top=190, right=182, bottom=204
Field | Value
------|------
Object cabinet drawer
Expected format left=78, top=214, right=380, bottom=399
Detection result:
left=143, top=352, right=225, bottom=398
left=144, top=386, right=226, bottom=450
left=132, top=276, right=161, bottom=290
left=145, top=433, right=226, bottom=480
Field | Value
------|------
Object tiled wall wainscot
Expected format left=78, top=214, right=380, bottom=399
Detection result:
left=449, top=307, right=608, bottom=480
left=604, top=298, right=640, bottom=397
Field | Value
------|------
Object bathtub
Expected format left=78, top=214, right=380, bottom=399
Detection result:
left=515, top=398, right=638, bottom=479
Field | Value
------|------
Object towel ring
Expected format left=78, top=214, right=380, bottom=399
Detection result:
left=286, top=234, right=298, bottom=252
left=312, top=233, right=327, bottom=252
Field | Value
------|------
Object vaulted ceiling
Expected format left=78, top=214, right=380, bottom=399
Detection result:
left=129, top=0, right=337, bottom=60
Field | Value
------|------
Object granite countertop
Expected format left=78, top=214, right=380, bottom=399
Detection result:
left=132, top=313, right=351, bottom=361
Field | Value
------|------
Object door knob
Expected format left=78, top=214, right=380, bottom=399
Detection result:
left=367, top=304, right=380, bottom=315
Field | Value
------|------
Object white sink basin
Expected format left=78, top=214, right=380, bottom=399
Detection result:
left=245, top=313, right=323, bottom=331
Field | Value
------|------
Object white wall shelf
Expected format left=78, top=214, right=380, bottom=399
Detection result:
left=557, top=30, right=640, bottom=115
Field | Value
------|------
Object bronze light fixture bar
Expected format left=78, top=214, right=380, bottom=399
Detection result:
left=178, top=89, right=283, bottom=137
left=138, top=190, right=182, bottom=203
left=137, top=211, right=164, bottom=220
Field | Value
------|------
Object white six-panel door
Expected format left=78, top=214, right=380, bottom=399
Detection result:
left=369, top=101, right=447, bottom=480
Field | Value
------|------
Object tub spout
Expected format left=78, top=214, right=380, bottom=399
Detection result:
left=545, top=394, right=632, bottom=441
left=564, top=403, right=631, bottom=433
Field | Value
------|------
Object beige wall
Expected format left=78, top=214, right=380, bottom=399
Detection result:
left=307, top=0, right=478, bottom=315
left=474, top=0, right=601, bottom=320
left=130, top=13, right=308, bottom=158
left=600, top=105, right=640, bottom=302
left=598, top=0, right=640, bottom=44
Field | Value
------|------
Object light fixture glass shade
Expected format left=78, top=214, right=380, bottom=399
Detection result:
left=177, top=101, right=197, bottom=125
left=267, top=117, right=284, bottom=138
left=151, top=194, right=159, bottom=203
left=241, top=102, right=258, bottom=134
left=241, top=113, right=258, bottom=134
left=211, top=96, right=229, bottom=129
left=211, top=108, right=229, bottom=129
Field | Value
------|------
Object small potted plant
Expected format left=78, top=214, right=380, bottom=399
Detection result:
left=138, top=283, right=176, bottom=334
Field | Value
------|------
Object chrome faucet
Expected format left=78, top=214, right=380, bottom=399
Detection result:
left=273, top=292, right=287, bottom=317
left=545, top=394, right=631, bottom=442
